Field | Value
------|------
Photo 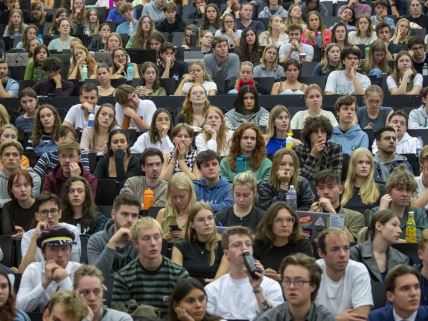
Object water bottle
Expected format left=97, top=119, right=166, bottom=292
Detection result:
left=37, top=34, right=44, bottom=44
left=286, top=185, right=297, bottom=211
left=423, top=64, right=428, bottom=76
left=365, top=46, right=370, bottom=59
left=127, top=63, right=134, bottom=81
left=143, top=188, right=154, bottom=210
left=417, top=136, right=424, bottom=155
left=190, top=31, right=197, bottom=47
left=315, top=32, right=322, bottom=48
left=87, top=111, right=95, bottom=128
left=36, top=66, right=44, bottom=81
left=128, top=22, right=134, bottom=36
left=81, top=64, right=88, bottom=81
left=286, top=131, right=294, bottom=149
left=236, top=155, right=246, bottom=173
left=84, top=24, right=90, bottom=36
left=405, top=211, right=417, bottom=243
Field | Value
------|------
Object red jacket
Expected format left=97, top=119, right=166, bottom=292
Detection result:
left=42, top=163, right=97, bottom=197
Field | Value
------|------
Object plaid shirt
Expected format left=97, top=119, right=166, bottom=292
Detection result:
left=292, top=142, right=343, bottom=182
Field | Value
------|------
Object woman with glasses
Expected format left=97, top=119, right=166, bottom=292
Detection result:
left=214, top=14, right=241, bottom=48
left=351, top=209, right=408, bottom=281
left=253, top=45, right=284, bottom=79
left=357, top=85, right=392, bottom=132
left=172, top=202, right=227, bottom=283
left=74, top=264, right=132, bottom=320
left=253, top=202, right=313, bottom=281
left=47, top=18, right=74, bottom=52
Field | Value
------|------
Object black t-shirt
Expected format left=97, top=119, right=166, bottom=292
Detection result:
left=157, top=60, right=188, bottom=81
left=407, top=14, right=428, bottom=29
left=215, top=206, right=264, bottom=232
left=343, top=184, right=386, bottom=214
left=413, top=54, right=428, bottom=74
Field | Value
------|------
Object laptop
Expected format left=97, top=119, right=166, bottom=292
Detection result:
left=296, top=211, right=345, bottom=241
left=5, top=52, right=28, bottom=66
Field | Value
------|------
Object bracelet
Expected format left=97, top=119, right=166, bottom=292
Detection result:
left=253, top=287, right=262, bottom=294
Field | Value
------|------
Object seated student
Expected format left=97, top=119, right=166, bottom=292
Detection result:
left=414, top=146, right=428, bottom=210
left=408, top=36, right=428, bottom=74
left=0, top=141, right=41, bottom=208
left=161, top=123, right=200, bottom=181
left=19, top=192, right=80, bottom=272
left=158, top=42, right=188, bottom=81
left=156, top=172, right=196, bottom=241
left=253, top=202, right=313, bottom=281
left=32, top=56, right=74, bottom=97
left=224, top=86, right=269, bottom=132
left=373, top=127, right=413, bottom=184
left=292, top=116, right=342, bottom=183
left=16, top=227, right=81, bottom=312
left=115, top=3, right=138, bottom=35
left=330, top=95, right=369, bottom=156
left=258, top=148, right=314, bottom=211
left=61, top=176, right=108, bottom=235
left=387, top=51, right=423, bottom=96
left=156, top=2, right=186, bottom=32
left=220, top=124, right=271, bottom=183
left=417, top=229, right=428, bottom=305
left=63, top=83, right=100, bottom=131
left=120, top=147, right=168, bottom=208
left=409, top=87, right=428, bottom=129
left=94, top=129, right=140, bottom=184
left=193, top=150, right=233, bottom=214
left=15, top=88, right=38, bottom=136
left=351, top=209, right=408, bottom=282
left=310, top=169, right=365, bottom=242
left=73, top=265, right=133, bottom=321
left=0, top=268, right=30, bottom=321
left=112, top=217, right=189, bottom=317
left=34, top=125, right=90, bottom=178
left=43, top=141, right=96, bottom=197
left=388, top=18, right=410, bottom=55
left=316, top=228, right=373, bottom=320
left=371, top=0, right=395, bottom=29
left=42, top=291, right=89, bottom=321
left=312, top=43, right=342, bottom=77
left=278, top=24, right=314, bottom=63
left=107, top=0, right=136, bottom=24
left=1, top=169, right=38, bottom=236
left=371, top=165, right=427, bottom=241
left=114, top=84, right=157, bottom=132
left=205, top=226, right=284, bottom=321
left=368, top=265, right=427, bottom=321
left=216, top=171, right=264, bottom=233
left=172, top=202, right=227, bottom=283
left=256, top=253, right=336, bottom=321
left=0, top=59, right=19, bottom=98
left=341, top=148, right=384, bottom=213
left=373, top=110, right=420, bottom=155
left=357, top=85, right=393, bottom=132
left=228, top=61, right=256, bottom=95
left=325, top=46, right=371, bottom=95
left=87, top=194, right=140, bottom=277
left=0, top=124, right=30, bottom=170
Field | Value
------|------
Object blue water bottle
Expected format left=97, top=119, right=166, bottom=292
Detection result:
left=127, top=63, right=134, bottom=81
left=236, top=155, right=246, bottom=173
left=316, top=32, right=322, bottom=48
left=87, top=111, right=95, bottom=128
left=286, top=185, right=297, bottom=211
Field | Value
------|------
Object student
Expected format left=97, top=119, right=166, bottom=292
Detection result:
left=407, top=37, right=428, bottom=74
left=42, top=291, right=89, bottom=321
left=414, top=146, right=428, bottom=210
left=371, top=0, right=395, bottom=29
left=253, top=45, right=284, bottom=79
left=409, top=86, right=428, bottom=129
left=236, top=2, right=265, bottom=33
left=0, top=59, right=19, bottom=98
left=278, top=24, right=314, bottom=63
left=0, top=269, right=30, bottom=321
left=15, top=88, right=38, bottom=135
left=386, top=51, right=423, bottom=95
left=312, top=43, right=341, bottom=77
left=156, top=2, right=186, bottom=32
left=32, top=57, right=74, bottom=96
left=348, top=16, right=377, bottom=45
left=158, top=42, right=188, bottom=81
left=115, top=3, right=138, bottom=35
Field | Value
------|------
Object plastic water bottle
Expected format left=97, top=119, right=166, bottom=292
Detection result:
left=127, top=63, right=134, bottom=81
left=190, top=31, right=197, bottom=47
left=417, top=136, right=424, bottom=155
left=315, top=32, right=322, bottom=48
left=236, top=155, right=246, bottom=173
left=36, top=66, right=44, bottom=81
left=128, top=22, right=134, bottom=36
left=286, top=131, right=294, bottom=149
left=143, top=188, right=154, bottom=210
left=81, top=64, right=88, bottom=81
left=286, top=185, right=297, bottom=211
left=37, top=34, right=44, bottom=44
left=405, top=211, right=417, bottom=243
left=84, top=24, right=90, bottom=36
left=87, top=112, right=95, bottom=128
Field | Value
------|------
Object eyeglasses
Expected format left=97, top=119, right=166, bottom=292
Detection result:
left=38, top=208, right=60, bottom=217
left=282, top=278, right=311, bottom=288
left=273, top=217, right=294, bottom=224
left=382, top=136, right=397, bottom=141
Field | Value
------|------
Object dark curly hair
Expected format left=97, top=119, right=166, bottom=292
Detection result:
left=301, top=115, right=333, bottom=145
left=228, top=123, right=266, bottom=171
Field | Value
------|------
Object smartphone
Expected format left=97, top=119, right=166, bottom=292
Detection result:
left=170, top=224, right=181, bottom=231
left=242, top=250, right=259, bottom=279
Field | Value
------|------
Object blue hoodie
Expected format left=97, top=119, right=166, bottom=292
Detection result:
left=330, top=124, right=369, bottom=155
left=193, top=177, right=234, bottom=213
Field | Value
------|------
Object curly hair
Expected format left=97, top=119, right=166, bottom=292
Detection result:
left=180, top=84, right=210, bottom=124
left=31, top=104, right=62, bottom=146
left=61, top=176, right=97, bottom=230
left=386, top=164, right=418, bottom=195
left=255, top=202, right=302, bottom=249
left=301, top=115, right=333, bottom=145
left=228, top=123, right=266, bottom=171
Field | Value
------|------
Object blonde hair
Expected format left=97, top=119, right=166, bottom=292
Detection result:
left=164, top=172, right=196, bottom=220
left=341, top=148, right=380, bottom=206
left=203, top=106, right=228, bottom=154
left=0, top=105, right=10, bottom=126
left=233, top=171, right=257, bottom=198
left=391, top=18, right=410, bottom=44
left=131, top=217, right=163, bottom=241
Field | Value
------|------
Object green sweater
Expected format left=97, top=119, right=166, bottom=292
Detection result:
left=220, top=156, right=272, bottom=183
left=24, top=58, right=48, bottom=81
left=112, top=257, right=189, bottom=316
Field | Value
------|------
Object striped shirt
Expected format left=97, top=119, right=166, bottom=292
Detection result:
left=33, top=149, right=90, bottom=178
left=112, top=257, right=189, bottom=316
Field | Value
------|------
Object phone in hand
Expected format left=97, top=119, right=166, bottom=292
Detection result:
left=170, top=224, right=181, bottom=232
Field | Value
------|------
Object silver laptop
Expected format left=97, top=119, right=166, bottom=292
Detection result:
left=296, top=211, right=345, bottom=241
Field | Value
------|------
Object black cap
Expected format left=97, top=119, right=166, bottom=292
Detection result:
left=36, top=227, right=75, bottom=249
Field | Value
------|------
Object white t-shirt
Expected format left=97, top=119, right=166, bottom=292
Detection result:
left=195, top=130, right=234, bottom=157
left=371, top=132, right=419, bottom=154
left=205, top=274, right=284, bottom=321
left=415, top=174, right=428, bottom=210
left=315, top=259, right=373, bottom=315
left=386, top=73, right=423, bottom=91
left=64, top=104, right=100, bottom=130
left=115, top=99, right=157, bottom=131
left=325, top=70, right=371, bottom=95
left=291, top=109, right=338, bottom=130
left=182, top=81, right=217, bottom=95
left=278, top=43, right=314, bottom=61
left=130, top=131, right=174, bottom=153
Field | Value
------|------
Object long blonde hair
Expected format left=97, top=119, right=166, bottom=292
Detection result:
left=391, top=18, right=410, bottom=44
left=341, top=148, right=380, bottom=206
left=203, top=106, right=228, bottom=154
left=164, top=172, right=196, bottom=219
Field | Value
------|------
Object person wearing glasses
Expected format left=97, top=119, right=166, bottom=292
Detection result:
left=16, top=226, right=81, bottom=312
left=255, top=253, right=335, bottom=321
left=73, top=264, right=132, bottom=321
left=19, top=192, right=81, bottom=273
left=373, top=126, right=413, bottom=184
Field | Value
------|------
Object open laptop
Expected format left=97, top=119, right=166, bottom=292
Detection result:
left=296, top=211, right=345, bottom=241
